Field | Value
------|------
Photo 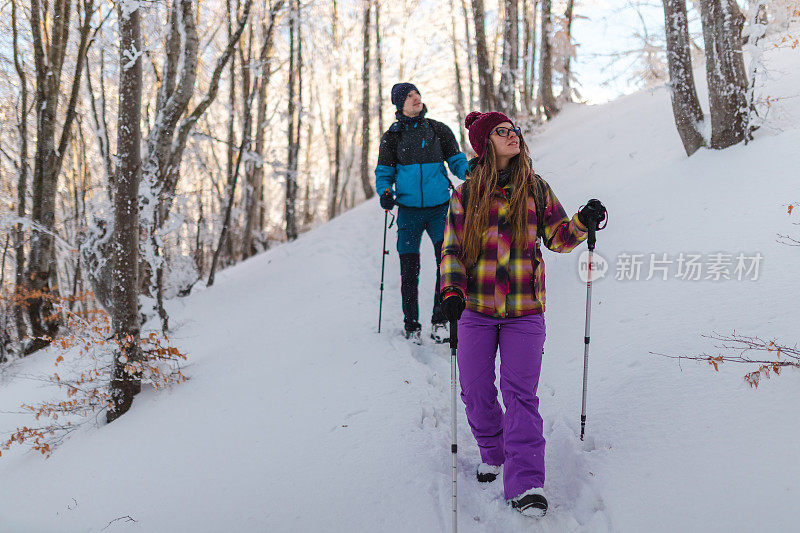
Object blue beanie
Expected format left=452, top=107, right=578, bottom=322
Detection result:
left=391, top=83, right=420, bottom=109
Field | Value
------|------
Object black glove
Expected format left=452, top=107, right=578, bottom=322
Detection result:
left=441, top=292, right=466, bottom=323
left=379, top=190, right=395, bottom=210
left=578, top=199, right=607, bottom=229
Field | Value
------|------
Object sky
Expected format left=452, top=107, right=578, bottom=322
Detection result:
left=571, top=0, right=672, bottom=103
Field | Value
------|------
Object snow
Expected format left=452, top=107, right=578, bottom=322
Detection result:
left=3, top=35, right=800, bottom=533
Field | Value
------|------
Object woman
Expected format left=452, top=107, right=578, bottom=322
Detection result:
left=439, top=111, right=606, bottom=517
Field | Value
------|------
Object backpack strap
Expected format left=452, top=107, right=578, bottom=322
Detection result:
left=532, top=174, right=546, bottom=240
left=426, top=119, right=456, bottom=191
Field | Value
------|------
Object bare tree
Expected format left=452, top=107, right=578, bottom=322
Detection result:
left=560, top=0, right=576, bottom=103
left=108, top=0, right=143, bottom=423
left=26, top=0, right=94, bottom=352
left=374, top=0, right=386, bottom=136
left=143, top=0, right=253, bottom=235
left=359, top=0, right=374, bottom=200
left=663, top=0, right=705, bottom=155
left=460, top=0, right=476, bottom=109
left=498, top=0, right=519, bottom=115
left=521, top=0, right=539, bottom=115
left=208, top=93, right=255, bottom=286
left=698, top=0, right=749, bottom=148
left=328, top=0, right=343, bottom=220
left=301, top=96, right=314, bottom=230
left=224, top=0, right=238, bottom=264
left=11, top=0, right=29, bottom=343
left=538, top=0, right=557, bottom=119
left=241, top=1, right=285, bottom=259
left=472, top=0, right=495, bottom=109
left=296, top=2, right=305, bottom=226
left=285, top=0, right=301, bottom=240
left=450, top=0, right=469, bottom=150
left=77, top=0, right=252, bottom=330
left=85, top=47, right=114, bottom=194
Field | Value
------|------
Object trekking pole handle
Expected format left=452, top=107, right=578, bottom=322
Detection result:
left=449, top=319, right=458, bottom=350
left=587, top=223, right=597, bottom=251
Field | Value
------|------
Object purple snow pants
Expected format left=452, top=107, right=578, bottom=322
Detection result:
left=457, top=309, right=546, bottom=500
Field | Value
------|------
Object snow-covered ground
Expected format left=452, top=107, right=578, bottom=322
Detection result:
left=2, top=37, right=799, bottom=533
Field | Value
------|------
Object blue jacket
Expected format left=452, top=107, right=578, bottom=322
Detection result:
left=375, top=111, right=468, bottom=208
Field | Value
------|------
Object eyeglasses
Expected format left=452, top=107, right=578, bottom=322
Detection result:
left=491, top=126, right=522, bottom=138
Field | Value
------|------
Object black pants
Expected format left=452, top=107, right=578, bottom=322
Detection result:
left=400, top=240, right=445, bottom=329
left=396, top=204, right=449, bottom=330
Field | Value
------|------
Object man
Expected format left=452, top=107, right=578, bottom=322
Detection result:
left=375, top=82, right=468, bottom=342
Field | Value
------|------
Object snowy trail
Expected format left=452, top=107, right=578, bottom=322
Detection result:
left=0, top=201, right=615, bottom=532
left=3, top=39, right=800, bottom=531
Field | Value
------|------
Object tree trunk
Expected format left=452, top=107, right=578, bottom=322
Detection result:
left=144, top=0, right=252, bottom=229
left=235, top=18, right=255, bottom=260
left=522, top=0, right=531, bottom=113
left=136, top=0, right=200, bottom=331
left=375, top=0, right=385, bottom=136
left=560, top=0, right=575, bottom=103
left=296, top=3, right=305, bottom=225
left=209, top=21, right=262, bottom=285
left=302, top=103, right=314, bottom=229
left=498, top=0, right=519, bottom=115
left=26, top=0, right=94, bottom=351
left=285, top=0, right=300, bottom=240
left=328, top=0, right=342, bottom=220
left=472, top=0, right=495, bottom=109
left=663, top=0, right=706, bottom=156
left=450, top=0, right=469, bottom=150
left=208, top=124, right=250, bottom=286
left=698, top=0, right=749, bottom=148
left=538, top=0, right=557, bottom=119
left=460, top=0, right=476, bottom=109
left=522, top=0, right=538, bottom=115
left=225, top=0, right=237, bottom=264
left=360, top=0, right=374, bottom=200
left=744, top=0, right=768, bottom=142
left=195, top=187, right=205, bottom=278
left=108, top=0, right=143, bottom=423
left=11, top=0, right=29, bottom=343
left=242, top=1, right=284, bottom=258
left=85, top=48, right=115, bottom=196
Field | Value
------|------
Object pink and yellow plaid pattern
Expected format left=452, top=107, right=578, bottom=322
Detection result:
left=440, top=178, right=587, bottom=318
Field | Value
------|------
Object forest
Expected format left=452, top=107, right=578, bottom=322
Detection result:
left=0, top=0, right=797, bottom=420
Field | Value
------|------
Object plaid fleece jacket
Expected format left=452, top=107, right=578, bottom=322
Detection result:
left=440, top=177, right=588, bottom=318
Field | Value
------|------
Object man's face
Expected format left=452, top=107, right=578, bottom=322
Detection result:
left=402, top=90, right=423, bottom=117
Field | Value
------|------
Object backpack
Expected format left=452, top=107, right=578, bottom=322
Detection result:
left=388, top=118, right=457, bottom=191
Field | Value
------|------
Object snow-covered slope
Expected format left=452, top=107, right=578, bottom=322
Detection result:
left=2, top=41, right=799, bottom=533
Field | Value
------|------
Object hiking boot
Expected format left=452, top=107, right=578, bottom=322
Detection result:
left=404, top=322, right=422, bottom=344
left=509, top=487, right=548, bottom=517
left=430, top=322, right=449, bottom=344
left=476, top=462, right=501, bottom=483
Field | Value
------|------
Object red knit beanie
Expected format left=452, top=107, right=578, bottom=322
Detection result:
left=465, top=111, right=514, bottom=163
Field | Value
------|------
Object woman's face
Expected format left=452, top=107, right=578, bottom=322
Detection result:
left=489, top=121, right=521, bottom=159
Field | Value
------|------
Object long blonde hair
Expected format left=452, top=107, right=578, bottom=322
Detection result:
left=461, top=136, right=539, bottom=267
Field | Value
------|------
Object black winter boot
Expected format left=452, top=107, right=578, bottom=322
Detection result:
left=509, top=487, right=548, bottom=517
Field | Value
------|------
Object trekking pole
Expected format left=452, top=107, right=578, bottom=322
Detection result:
left=449, top=318, right=459, bottom=532
left=378, top=209, right=390, bottom=333
left=580, top=207, right=607, bottom=441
